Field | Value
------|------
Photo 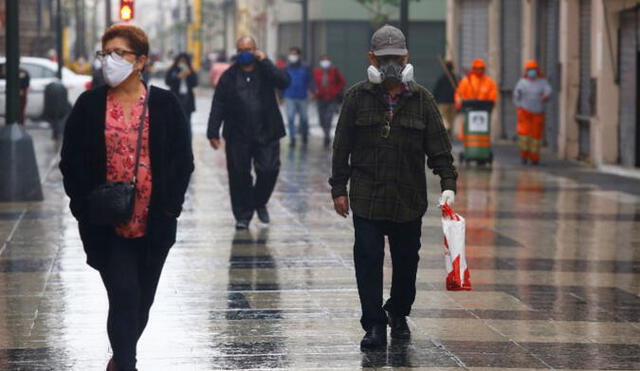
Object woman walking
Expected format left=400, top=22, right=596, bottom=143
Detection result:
left=59, top=24, right=194, bottom=371
left=165, top=52, right=199, bottom=134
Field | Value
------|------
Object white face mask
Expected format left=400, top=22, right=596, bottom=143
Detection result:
left=102, top=53, right=135, bottom=87
left=319, top=60, right=331, bottom=69
left=288, top=54, right=300, bottom=64
left=367, top=63, right=414, bottom=84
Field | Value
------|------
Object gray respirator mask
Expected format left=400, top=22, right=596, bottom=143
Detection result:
left=367, top=61, right=414, bottom=84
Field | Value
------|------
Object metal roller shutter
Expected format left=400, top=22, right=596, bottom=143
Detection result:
left=577, top=0, right=592, bottom=158
left=536, top=0, right=560, bottom=153
left=618, top=9, right=638, bottom=167
left=500, top=0, right=522, bottom=140
left=458, top=0, right=489, bottom=72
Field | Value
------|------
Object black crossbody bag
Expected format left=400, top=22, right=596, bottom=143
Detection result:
left=86, top=89, right=151, bottom=226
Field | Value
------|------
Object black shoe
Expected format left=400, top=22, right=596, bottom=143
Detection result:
left=289, top=139, right=296, bottom=148
left=388, top=314, right=411, bottom=339
left=323, top=136, right=331, bottom=148
left=235, top=220, right=250, bottom=230
left=256, top=207, right=270, bottom=224
left=360, top=324, right=387, bottom=349
left=302, top=135, right=308, bottom=145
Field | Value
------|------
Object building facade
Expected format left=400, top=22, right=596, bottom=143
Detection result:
left=0, top=0, right=57, bottom=58
left=225, top=0, right=448, bottom=89
left=447, top=0, right=640, bottom=168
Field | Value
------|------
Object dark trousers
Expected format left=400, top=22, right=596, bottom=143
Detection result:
left=18, top=89, right=27, bottom=124
left=353, top=215, right=422, bottom=331
left=177, top=93, right=193, bottom=140
left=317, top=99, right=337, bottom=139
left=225, top=139, right=280, bottom=222
left=99, top=235, right=169, bottom=371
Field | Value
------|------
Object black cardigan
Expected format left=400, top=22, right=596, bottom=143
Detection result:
left=59, top=85, right=194, bottom=270
left=206, top=58, right=291, bottom=143
left=165, top=66, right=198, bottom=113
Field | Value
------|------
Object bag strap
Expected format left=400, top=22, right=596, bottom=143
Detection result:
left=132, top=87, right=151, bottom=185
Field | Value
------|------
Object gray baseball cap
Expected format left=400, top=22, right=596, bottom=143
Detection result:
left=370, top=24, right=408, bottom=56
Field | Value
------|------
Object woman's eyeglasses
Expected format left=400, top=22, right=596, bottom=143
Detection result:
left=96, top=49, right=138, bottom=60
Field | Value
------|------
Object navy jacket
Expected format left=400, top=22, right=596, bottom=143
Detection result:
left=59, top=85, right=194, bottom=270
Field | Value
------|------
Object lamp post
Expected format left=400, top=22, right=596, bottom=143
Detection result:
left=0, top=0, right=44, bottom=202
left=106, top=0, right=112, bottom=28
left=400, top=0, right=409, bottom=44
left=56, top=0, right=63, bottom=79
left=5, top=0, right=19, bottom=125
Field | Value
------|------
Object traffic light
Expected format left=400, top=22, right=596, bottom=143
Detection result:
left=120, top=0, right=135, bottom=21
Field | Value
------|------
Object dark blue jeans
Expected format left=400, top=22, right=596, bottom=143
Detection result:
left=353, top=215, right=422, bottom=331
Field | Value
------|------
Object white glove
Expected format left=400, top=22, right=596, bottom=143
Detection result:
left=439, top=190, right=455, bottom=207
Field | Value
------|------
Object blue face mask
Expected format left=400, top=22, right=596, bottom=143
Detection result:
left=236, top=51, right=255, bottom=66
left=527, top=69, right=538, bottom=78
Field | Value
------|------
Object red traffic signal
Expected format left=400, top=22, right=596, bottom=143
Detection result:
left=120, top=0, right=135, bottom=21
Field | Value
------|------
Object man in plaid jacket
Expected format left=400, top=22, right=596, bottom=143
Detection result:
left=330, top=25, right=458, bottom=349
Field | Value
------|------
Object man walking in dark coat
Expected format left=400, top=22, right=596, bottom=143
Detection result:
left=207, top=36, right=291, bottom=230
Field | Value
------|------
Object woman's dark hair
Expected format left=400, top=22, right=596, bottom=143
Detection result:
left=101, top=24, right=149, bottom=56
left=171, top=52, right=193, bottom=70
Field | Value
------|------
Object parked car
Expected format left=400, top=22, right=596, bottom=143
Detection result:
left=0, top=57, right=92, bottom=120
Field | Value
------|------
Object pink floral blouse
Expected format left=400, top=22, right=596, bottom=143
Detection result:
left=105, top=88, right=152, bottom=239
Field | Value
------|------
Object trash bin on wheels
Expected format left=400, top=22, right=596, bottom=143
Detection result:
left=459, top=99, right=494, bottom=165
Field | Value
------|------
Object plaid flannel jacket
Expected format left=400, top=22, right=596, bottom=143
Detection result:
left=329, top=81, right=458, bottom=223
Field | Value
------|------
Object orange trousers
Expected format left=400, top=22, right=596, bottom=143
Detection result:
left=517, top=108, right=545, bottom=162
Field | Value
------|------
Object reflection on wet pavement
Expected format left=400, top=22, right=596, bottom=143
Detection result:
left=0, top=90, right=639, bottom=370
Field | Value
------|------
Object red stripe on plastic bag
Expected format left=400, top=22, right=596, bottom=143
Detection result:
left=446, top=255, right=472, bottom=291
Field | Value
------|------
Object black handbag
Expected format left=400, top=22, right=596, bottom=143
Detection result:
left=86, top=89, right=151, bottom=226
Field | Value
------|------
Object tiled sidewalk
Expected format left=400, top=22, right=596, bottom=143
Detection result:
left=0, top=89, right=639, bottom=370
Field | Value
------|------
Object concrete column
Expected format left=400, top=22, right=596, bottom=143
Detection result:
left=522, top=0, right=536, bottom=63
left=558, top=0, right=581, bottom=160
left=488, top=0, right=501, bottom=140
left=591, top=0, right=625, bottom=165
left=266, top=3, right=278, bottom=60
left=445, top=0, right=458, bottom=65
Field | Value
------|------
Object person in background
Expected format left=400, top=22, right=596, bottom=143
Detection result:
left=60, top=24, right=194, bottom=371
left=18, top=68, right=30, bottom=124
left=313, top=54, right=346, bottom=147
left=275, top=55, right=287, bottom=70
left=433, top=60, right=458, bottom=135
left=165, top=52, right=199, bottom=135
left=91, top=56, right=105, bottom=88
left=209, top=52, right=231, bottom=88
left=330, top=24, right=457, bottom=349
left=72, top=55, right=91, bottom=75
left=513, top=60, right=552, bottom=165
left=454, top=58, right=498, bottom=140
left=283, top=47, right=314, bottom=147
left=47, top=49, right=58, bottom=62
left=207, top=36, right=291, bottom=230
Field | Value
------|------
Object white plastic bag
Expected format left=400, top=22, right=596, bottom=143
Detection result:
left=442, top=204, right=471, bottom=291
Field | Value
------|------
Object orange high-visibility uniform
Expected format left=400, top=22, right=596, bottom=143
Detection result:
left=517, top=108, right=545, bottom=162
left=454, top=73, right=498, bottom=110
left=514, top=60, right=551, bottom=163
left=454, top=70, right=498, bottom=141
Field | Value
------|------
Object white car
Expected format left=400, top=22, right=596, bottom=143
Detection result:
left=0, top=57, right=92, bottom=120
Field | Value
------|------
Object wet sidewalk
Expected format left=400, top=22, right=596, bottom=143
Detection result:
left=0, top=88, right=639, bottom=370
